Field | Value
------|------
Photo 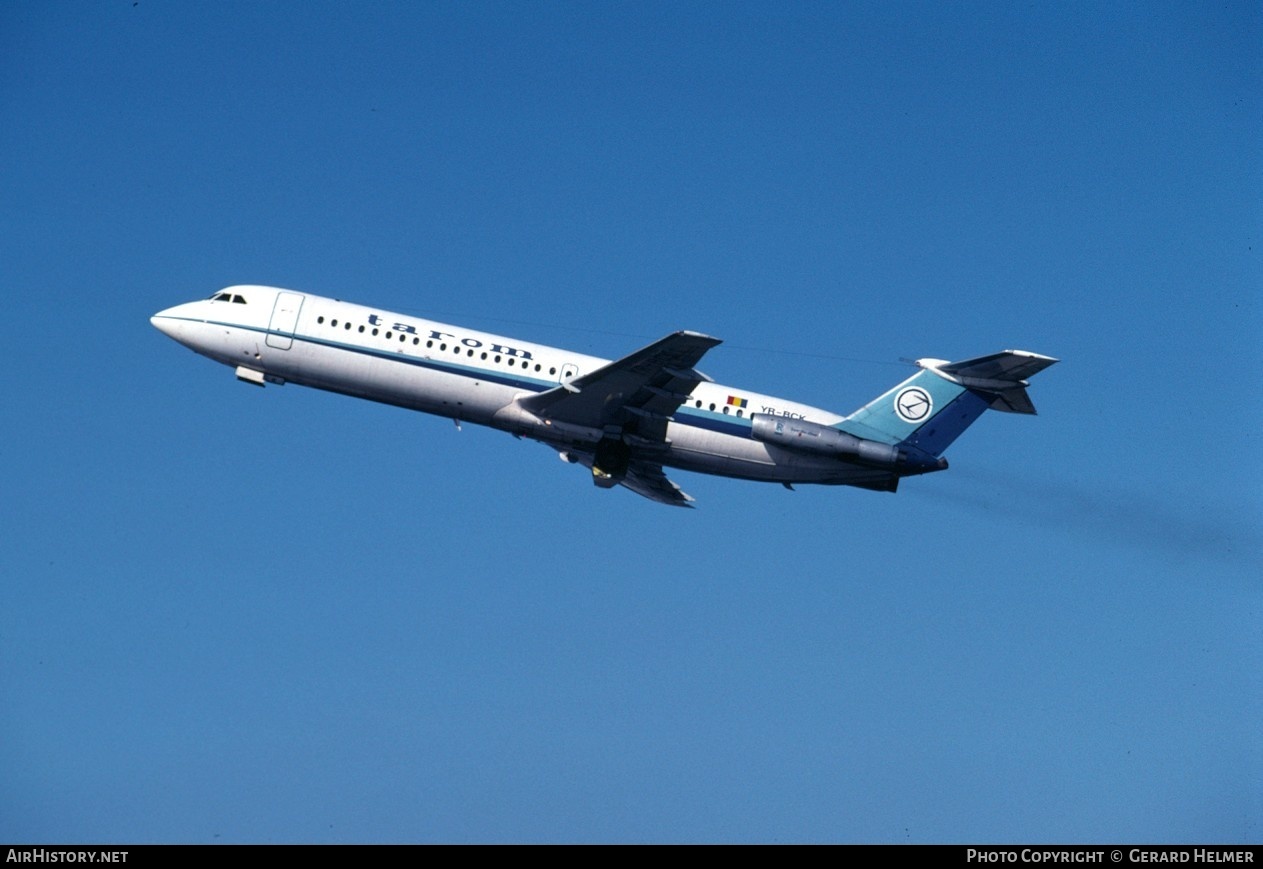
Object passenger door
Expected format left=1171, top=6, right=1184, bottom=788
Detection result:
left=265, top=292, right=305, bottom=350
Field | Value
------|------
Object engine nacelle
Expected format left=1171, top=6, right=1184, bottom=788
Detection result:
left=750, top=414, right=946, bottom=473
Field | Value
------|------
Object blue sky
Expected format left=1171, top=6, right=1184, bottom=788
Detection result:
left=2, top=1, right=1259, bottom=844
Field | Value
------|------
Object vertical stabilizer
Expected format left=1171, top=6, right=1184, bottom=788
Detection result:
left=837, top=350, right=1057, bottom=457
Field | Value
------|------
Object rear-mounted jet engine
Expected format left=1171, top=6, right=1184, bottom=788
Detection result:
left=750, top=414, right=947, bottom=475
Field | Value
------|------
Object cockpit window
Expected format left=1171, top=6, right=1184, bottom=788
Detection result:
left=232, top=294, right=246, bottom=304
left=207, top=291, right=248, bottom=303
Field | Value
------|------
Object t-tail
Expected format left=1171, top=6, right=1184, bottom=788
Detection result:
left=838, top=350, right=1058, bottom=462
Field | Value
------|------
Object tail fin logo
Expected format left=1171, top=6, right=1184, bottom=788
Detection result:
left=894, top=387, right=933, bottom=423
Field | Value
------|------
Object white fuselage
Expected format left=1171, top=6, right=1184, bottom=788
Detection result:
left=152, top=285, right=874, bottom=487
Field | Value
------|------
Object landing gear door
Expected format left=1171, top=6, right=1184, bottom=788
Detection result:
left=266, top=292, right=305, bottom=350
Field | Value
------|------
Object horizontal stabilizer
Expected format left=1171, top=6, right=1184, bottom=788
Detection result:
left=933, top=349, right=1058, bottom=415
left=984, top=386, right=1039, bottom=415
left=940, top=349, right=1058, bottom=384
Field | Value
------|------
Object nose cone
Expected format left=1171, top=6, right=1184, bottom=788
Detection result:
left=151, top=300, right=224, bottom=359
left=151, top=301, right=207, bottom=344
left=150, top=307, right=182, bottom=340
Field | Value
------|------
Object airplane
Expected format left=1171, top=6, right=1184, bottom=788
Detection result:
left=151, top=285, right=1056, bottom=507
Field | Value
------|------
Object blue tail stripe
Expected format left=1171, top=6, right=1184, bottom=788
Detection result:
left=903, top=389, right=991, bottom=456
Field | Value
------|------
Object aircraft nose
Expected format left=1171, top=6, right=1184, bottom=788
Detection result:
left=150, top=309, right=178, bottom=339
left=150, top=304, right=197, bottom=342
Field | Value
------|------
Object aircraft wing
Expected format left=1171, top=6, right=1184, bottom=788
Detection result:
left=520, top=330, right=722, bottom=443
left=554, top=448, right=696, bottom=507
left=621, top=462, right=696, bottom=507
